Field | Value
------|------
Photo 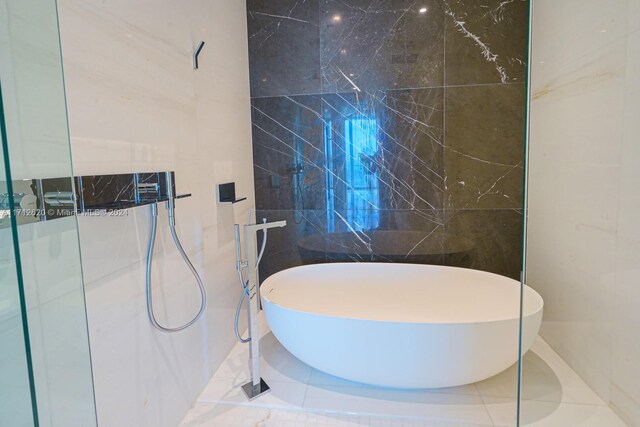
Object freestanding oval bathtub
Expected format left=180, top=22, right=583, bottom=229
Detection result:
left=261, top=263, right=543, bottom=389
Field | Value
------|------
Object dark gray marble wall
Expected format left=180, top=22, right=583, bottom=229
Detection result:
left=247, top=0, right=528, bottom=280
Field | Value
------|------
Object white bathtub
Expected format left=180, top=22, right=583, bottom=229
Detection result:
left=261, top=263, right=543, bottom=389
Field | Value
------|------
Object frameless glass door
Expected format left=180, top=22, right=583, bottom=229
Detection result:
left=520, top=1, right=639, bottom=426
left=0, top=0, right=97, bottom=425
left=0, top=84, right=37, bottom=426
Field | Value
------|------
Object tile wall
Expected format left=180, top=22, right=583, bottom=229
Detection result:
left=246, top=0, right=529, bottom=281
left=55, top=0, right=256, bottom=426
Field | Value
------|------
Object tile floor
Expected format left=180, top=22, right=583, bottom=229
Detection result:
left=180, top=314, right=627, bottom=427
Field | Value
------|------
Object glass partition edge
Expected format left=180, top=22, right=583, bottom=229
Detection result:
left=0, top=80, right=39, bottom=427
left=517, top=0, right=535, bottom=426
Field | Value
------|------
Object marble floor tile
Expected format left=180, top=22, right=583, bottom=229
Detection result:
left=180, top=403, right=493, bottom=427
left=183, top=314, right=628, bottom=426
left=307, top=368, right=480, bottom=397
left=476, top=337, right=605, bottom=406
left=302, top=383, right=492, bottom=425
left=483, top=397, right=628, bottom=427
left=197, top=377, right=307, bottom=410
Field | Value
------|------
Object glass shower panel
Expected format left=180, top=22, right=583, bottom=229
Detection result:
left=0, top=87, right=36, bottom=427
left=520, top=1, right=639, bottom=426
left=0, top=0, right=97, bottom=425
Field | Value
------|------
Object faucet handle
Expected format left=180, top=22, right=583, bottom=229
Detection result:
left=44, top=191, right=76, bottom=207
left=135, top=182, right=159, bottom=201
left=245, top=219, right=287, bottom=231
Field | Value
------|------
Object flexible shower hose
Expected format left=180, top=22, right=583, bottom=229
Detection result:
left=234, top=272, right=251, bottom=343
left=146, top=202, right=207, bottom=333
left=233, top=221, right=268, bottom=343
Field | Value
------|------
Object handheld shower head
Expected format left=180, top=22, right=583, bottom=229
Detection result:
left=165, top=173, right=176, bottom=227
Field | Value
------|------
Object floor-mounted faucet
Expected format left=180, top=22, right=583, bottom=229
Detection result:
left=234, top=217, right=287, bottom=400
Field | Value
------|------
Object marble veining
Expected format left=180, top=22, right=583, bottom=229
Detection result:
left=444, top=2, right=509, bottom=83
left=247, top=0, right=529, bottom=280
left=247, top=0, right=321, bottom=97
left=444, top=84, right=526, bottom=210
left=444, top=0, right=528, bottom=85
left=75, top=171, right=174, bottom=212
left=319, top=0, right=445, bottom=93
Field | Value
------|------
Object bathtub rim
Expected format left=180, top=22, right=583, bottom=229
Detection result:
left=261, top=263, right=544, bottom=326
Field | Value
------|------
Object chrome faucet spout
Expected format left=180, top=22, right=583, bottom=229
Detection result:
left=244, top=220, right=287, bottom=232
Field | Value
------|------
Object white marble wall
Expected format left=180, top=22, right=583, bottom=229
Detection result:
left=527, top=0, right=640, bottom=425
left=57, top=0, right=255, bottom=426
left=0, top=0, right=72, bottom=180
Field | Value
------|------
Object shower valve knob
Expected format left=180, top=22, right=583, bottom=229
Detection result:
left=20, top=194, right=38, bottom=211
left=44, top=191, right=75, bottom=207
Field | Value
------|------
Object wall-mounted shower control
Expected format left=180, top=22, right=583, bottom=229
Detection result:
left=218, top=182, right=246, bottom=204
left=44, top=191, right=75, bottom=207
left=2, top=172, right=184, bottom=221
left=135, top=182, right=160, bottom=201
left=0, top=177, right=75, bottom=228
left=0, top=192, right=38, bottom=211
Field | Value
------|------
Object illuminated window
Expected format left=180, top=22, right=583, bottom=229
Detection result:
left=325, top=113, right=380, bottom=232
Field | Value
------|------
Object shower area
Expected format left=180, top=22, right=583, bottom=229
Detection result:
left=1, top=0, right=639, bottom=426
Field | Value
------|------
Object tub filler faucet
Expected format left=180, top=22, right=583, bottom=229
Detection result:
left=233, top=217, right=287, bottom=400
